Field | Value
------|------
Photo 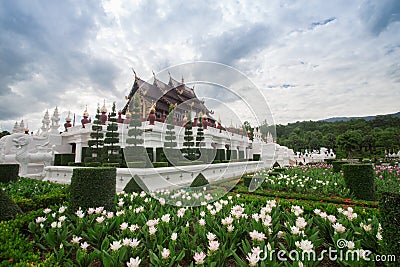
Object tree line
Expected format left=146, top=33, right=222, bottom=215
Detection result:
left=272, top=115, right=400, bottom=159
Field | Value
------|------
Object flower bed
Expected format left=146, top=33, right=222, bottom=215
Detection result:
left=24, top=190, right=386, bottom=266
left=246, top=163, right=400, bottom=200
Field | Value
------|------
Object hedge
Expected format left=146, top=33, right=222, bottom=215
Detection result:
left=127, top=162, right=148, bottom=168
left=13, top=192, right=68, bottom=213
left=124, top=174, right=148, bottom=193
left=68, top=162, right=83, bottom=166
left=146, top=147, right=154, bottom=162
left=0, top=189, right=23, bottom=221
left=152, top=162, right=168, bottom=168
left=84, top=162, right=102, bottom=167
left=69, top=168, right=116, bottom=212
left=156, top=147, right=167, bottom=162
left=54, top=154, right=61, bottom=166
left=0, top=164, right=19, bottom=183
left=379, top=192, right=400, bottom=263
left=343, top=164, right=376, bottom=201
left=190, top=173, right=209, bottom=188
left=216, top=149, right=225, bottom=161
left=332, top=161, right=347, bottom=173
left=253, top=154, right=261, bottom=161
left=60, top=153, right=75, bottom=166
left=124, top=146, right=148, bottom=163
left=102, top=162, right=120, bottom=168
left=324, top=158, right=336, bottom=165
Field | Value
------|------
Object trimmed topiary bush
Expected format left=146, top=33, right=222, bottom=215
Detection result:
left=190, top=173, right=209, bottom=188
left=0, top=189, right=23, bottom=221
left=332, top=161, right=347, bottom=173
left=272, top=161, right=280, bottom=168
left=379, top=192, right=400, bottom=263
left=123, top=174, right=148, bottom=193
left=69, top=167, right=116, bottom=212
left=343, top=164, right=376, bottom=201
left=243, top=176, right=256, bottom=187
left=0, top=164, right=19, bottom=183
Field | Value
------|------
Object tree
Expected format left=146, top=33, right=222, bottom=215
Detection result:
left=196, top=120, right=204, bottom=147
left=126, top=95, right=144, bottom=147
left=336, top=130, right=363, bottom=158
left=104, top=102, right=121, bottom=165
left=323, top=133, right=336, bottom=150
left=85, top=105, right=104, bottom=163
left=164, top=105, right=177, bottom=149
left=183, top=112, right=195, bottom=160
left=125, top=95, right=146, bottom=165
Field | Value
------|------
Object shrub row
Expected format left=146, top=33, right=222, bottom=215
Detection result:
left=54, top=154, right=75, bottom=166
left=13, top=192, right=69, bottom=213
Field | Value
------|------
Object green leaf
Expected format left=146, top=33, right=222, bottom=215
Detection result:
left=101, top=236, right=110, bottom=252
left=232, top=251, right=247, bottom=267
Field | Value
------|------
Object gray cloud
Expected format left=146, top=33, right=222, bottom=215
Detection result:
left=199, top=23, right=271, bottom=65
left=0, top=0, right=399, bottom=130
left=360, top=0, right=400, bottom=35
left=0, top=0, right=119, bottom=120
left=308, top=17, right=336, bottom=30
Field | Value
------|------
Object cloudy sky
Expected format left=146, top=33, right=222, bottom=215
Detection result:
left=0, top=0, right=399, bottom=132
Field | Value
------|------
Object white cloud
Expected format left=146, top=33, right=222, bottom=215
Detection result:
left=0, top=0, right=399, bottom=131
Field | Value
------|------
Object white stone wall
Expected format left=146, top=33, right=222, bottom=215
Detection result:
left=44, top=160, right=270, bottom=193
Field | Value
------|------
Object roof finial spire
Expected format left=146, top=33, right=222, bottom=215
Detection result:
left=181, top=75, right=184, bottom=84
left=131, top=67, right=137, bottom=78
left=152, top=70, right=157, bottom=85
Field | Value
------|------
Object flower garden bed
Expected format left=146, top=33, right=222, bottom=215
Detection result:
left=0, top=164, right=398, bottom=266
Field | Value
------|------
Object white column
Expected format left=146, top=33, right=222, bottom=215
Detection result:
left=75, top=142, right=82, bottom=163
